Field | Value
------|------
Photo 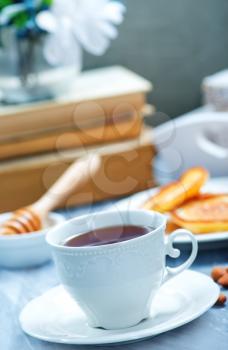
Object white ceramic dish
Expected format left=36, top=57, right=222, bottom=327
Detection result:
left=115, top=177, right=228, bottom=247
left=0, top=212, right=65, bottom=268
left=154, top=109, right=228, bottom=177
left=20, top=270, right=219, bottom=345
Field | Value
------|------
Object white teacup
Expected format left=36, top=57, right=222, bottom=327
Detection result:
left=46, top=209, right=198, bottom=330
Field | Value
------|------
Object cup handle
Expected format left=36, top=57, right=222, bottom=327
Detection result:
left=163, top=229, right=198, bottom=283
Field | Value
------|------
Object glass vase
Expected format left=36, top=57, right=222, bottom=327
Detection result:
left=0, top=28, right=81, bottom=104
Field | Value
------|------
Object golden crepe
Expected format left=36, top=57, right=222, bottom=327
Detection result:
left=143, top=167, right=209, bottom=213
left=171, top=194, right=228, bottom=234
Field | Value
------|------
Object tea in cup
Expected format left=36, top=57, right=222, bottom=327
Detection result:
left=46, top=209, right=198, bottom=329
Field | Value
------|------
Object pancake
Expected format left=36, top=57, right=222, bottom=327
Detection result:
left=143, top=167, right=209, bottom=213
left=171, top=194, right=228, bottom=233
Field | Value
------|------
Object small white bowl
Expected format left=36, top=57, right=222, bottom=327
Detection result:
left=0, top=212, right=65, bottom=269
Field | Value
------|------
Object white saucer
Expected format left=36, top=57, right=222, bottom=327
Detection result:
left=115, top=177, right=228, bottom=247
left=20, top=270, right=219, bottom=345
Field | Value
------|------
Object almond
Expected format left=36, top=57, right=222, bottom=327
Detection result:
left=211, top=267, right=226, bottom=282
left=215, top=293, right=227, bottom=306
left=218, top=273, right=228, bottom=288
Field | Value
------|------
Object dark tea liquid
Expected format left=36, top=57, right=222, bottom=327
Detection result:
left=63, top=225, right=152, bottom=247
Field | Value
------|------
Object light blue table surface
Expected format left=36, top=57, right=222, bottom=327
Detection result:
left=1, top=199, right=228, bottom=350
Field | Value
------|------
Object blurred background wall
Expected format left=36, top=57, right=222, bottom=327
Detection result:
left=84, top=0, right=228, bottom=118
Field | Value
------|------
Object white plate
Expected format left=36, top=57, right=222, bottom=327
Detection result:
left=114, top=177, right=228, bottom=245
left=20, top=270, right=219, bottom=345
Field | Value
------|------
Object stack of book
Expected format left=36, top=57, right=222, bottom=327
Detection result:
left=0, top=66, right=156, bottom=212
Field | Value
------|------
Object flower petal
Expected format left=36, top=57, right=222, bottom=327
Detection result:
left=74, top=21, right=110, bottom=55
left=44, top=25, right=82, bottom=66
left=97, top=21, right=118, bottom=39
left=102, top=2, right=126, bottom=24
left=74, top=0, right=110, bottom=13
left=36, top=11, right=57, bottom=33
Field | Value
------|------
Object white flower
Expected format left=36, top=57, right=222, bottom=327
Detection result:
left=36, top=0, right=125, bottom=65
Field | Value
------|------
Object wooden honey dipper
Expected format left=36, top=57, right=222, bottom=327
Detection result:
left=0, top=155, right=101, bottom=235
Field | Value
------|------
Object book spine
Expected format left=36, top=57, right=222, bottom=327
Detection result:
left=0, top=93, right=146, bottom=141
left=0, top=114, right=143, bottom=160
